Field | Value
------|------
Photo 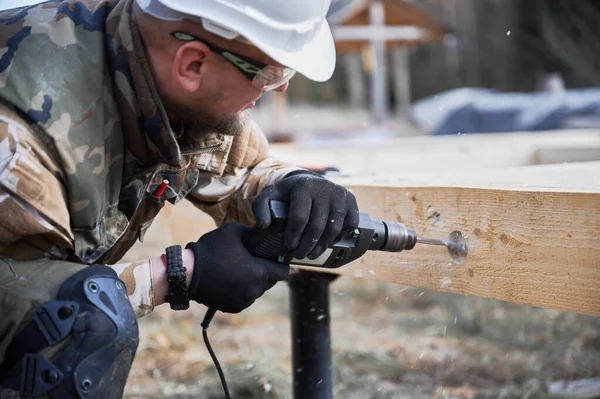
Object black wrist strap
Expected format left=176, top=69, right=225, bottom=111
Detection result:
left=164, top=245, right=189, bottom=311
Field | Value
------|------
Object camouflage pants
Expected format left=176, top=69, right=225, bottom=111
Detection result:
left=0, top=259, right=84, bottom=398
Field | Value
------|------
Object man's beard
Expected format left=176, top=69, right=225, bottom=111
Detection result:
left=163, top=97, right=250, bottom=139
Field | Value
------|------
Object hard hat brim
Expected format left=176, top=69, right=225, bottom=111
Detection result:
left=153, top=0, right=337, bottom=82
left=247, top=20, right=337, bottom=83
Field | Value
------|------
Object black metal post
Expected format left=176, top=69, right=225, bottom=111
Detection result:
left=288, top=270, right=338, bottom=399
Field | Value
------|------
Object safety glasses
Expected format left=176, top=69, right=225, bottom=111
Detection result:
left=171, top=31, right=297, bottom=91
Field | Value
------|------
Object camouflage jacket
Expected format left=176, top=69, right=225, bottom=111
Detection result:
left=0, top=0, right=299, bottom=318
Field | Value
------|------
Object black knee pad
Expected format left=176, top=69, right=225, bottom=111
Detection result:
left=0, top=265, right=139, bottom=398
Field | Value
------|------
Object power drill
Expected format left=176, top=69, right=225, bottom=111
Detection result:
left=243, top=200, right=419, bottom=268
left=203, top=200, right=467, bottom=399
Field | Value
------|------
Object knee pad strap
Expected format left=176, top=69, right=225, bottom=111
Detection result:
left=0, top=265, right=139, bottom=398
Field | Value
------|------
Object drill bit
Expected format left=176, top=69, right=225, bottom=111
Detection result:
left=417, top=231, right=469, bottom=264
left=416, top=237, right=447, bottom=247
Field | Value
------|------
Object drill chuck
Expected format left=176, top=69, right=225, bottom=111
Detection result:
left=244, top=201, right=420, bottom=269
left=370, top=220, right=417, bottom=252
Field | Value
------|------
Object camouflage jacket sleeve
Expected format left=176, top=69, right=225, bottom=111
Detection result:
left=0, top=104, right=154, bottom=318
left=186, top=119, right=302, bottom=226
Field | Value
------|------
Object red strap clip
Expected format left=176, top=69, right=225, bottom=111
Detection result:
left=153, top=179, right=169, bottom=198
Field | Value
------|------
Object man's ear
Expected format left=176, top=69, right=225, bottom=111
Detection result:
left=172, top=42, right=209, bottom=93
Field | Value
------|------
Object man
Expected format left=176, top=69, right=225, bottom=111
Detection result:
left=0, top=0, right=359, bottom=397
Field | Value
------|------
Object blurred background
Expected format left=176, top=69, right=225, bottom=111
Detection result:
left=2, top=1, right=600, bottom=398
left=252, top=0, right=600, bottom=141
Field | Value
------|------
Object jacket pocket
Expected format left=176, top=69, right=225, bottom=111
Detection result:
left=138, top=195, right=164, bottom=243
left=96, top=193, right=166, bottom=263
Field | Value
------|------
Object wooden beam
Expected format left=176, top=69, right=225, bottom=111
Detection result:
left=344, top=53, right=366, bottom=108
left=303, top=161, right=599, bottom=317
left=391, top=46, right=411, bottom=116
left=270, top=130, right=600, bottom=174
left=332, top=25, right=430, bottom=41
left=535, top=146, right=600, bottom=165
left=369, top=1, right=389, bottom=124
left=330, top=0, right=447, bottom=42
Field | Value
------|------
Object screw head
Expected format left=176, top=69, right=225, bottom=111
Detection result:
left=115, top=280, right=123, bottom=290
left=58, top=305, right=73, bottom=320
left=88, top=281, right=99, bottom=293
left=81, top=379, right=92, bottom=391
left=43, top=370, right=59, bottom=384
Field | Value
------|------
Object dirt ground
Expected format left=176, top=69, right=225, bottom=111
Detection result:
left=123, top=275, right=600, bottom=399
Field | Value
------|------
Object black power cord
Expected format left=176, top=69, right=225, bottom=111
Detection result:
left=201, top=308, right=231, bottom=399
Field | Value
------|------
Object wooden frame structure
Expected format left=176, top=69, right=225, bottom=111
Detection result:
left=328, top=0, right=448, bottom=121
left=261, top=1, right=448, bottom=134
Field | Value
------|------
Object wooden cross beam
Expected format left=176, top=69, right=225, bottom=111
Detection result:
left=329, top=0, right=449, bottom=117
left=332, top=25, right=430, bottom=41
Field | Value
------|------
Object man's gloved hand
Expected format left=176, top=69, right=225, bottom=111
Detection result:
left=253, top=171, right=360, bottom=260
left=186, top=222, right=289, bottom=313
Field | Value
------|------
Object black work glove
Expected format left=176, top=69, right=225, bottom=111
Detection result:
left=186, top=222, right=289, bottom=313
left=253, top=171, right=360, bottom=260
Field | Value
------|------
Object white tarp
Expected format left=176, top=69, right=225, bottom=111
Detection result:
left=412, top=87, right=600, bottom=135
left=1, top=0, right=41, bottom=11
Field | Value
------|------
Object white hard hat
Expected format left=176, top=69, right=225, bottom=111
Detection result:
left=135, top=0, right=336, bottom=82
